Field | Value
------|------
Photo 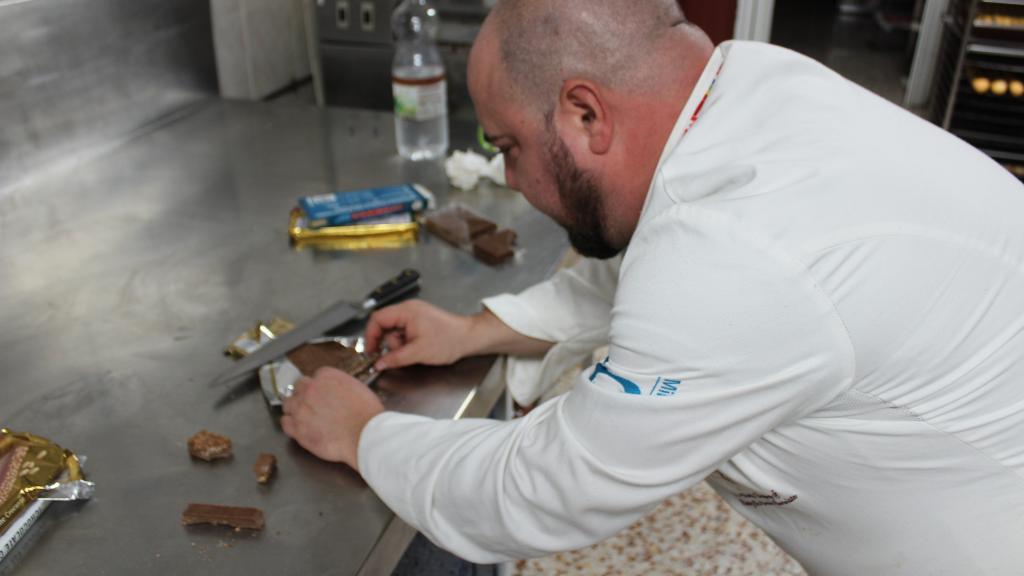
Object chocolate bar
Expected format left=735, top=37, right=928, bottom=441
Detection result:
left=287, top=342, right=378, bottom=379
left=187, top=430, right=233, bottom=462
left=298, top=183, right=435, bottom=228
left=261, top=338, right=380, bottom=408
left=472, top=229, right=518, bottom=266
left=252, top=453, right=276, bottom=484
left=1, top=429, right=93, bottom=564
left=463, top=212, right=499, bottom=239
left=425, top=207, right=497, bottom=247
left=289, top=208, right=420, bottom=251
left=181, top=503, right=264, bottom=531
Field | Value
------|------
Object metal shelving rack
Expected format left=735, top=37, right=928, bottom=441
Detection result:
left=932, top=0, right=1024, bottom=179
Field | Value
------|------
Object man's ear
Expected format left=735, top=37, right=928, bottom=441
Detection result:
left=556, top=79, right=613, bottom=155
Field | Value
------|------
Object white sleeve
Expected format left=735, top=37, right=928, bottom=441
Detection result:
left=481, top=256, right=621, bottom=405
left=359, top=206, right=854, bottom=563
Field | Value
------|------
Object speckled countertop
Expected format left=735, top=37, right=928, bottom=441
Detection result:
left=513, top=481, right=806, bottom=576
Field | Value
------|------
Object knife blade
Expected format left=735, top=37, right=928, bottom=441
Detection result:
left=209, top=269, right=420, bottom=387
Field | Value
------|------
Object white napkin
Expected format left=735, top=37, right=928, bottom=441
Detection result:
left=445, top=149, right=507, bottom=191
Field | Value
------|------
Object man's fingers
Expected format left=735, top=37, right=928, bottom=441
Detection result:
left=364, top=317, right=384, bottom=354
left=281, top=414, right=295, bottom=437
left=293, top=376, right=313, bottom=397
left=282, top=416, right=321, bottom=454
left=384, top=332, right=405, bottom=352
left=365, top=305, right=410, bottom=353
left=282, top=396, right=309, bottom=419
left=376, top=341, right=422, bottom=371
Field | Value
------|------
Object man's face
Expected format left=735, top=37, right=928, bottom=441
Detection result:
left=469, top=29, right=622, bottom=259
left=542, top=124, right=621, bottom=259
left=483, top=108, right=621, bottom=259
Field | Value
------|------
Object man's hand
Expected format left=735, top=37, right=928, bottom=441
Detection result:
left=365, top=300, right=476, bottom=370
left=366, top=300, right=556, bottom=371
left=281, top=367, right=384, bottom=471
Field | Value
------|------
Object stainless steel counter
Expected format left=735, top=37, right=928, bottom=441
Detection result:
left=0, top=100, right=568, bottom=575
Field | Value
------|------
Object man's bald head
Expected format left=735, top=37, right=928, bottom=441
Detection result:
left=467, top=1, right=714, bottom=259
left=484, top=0, right=702, bottom=112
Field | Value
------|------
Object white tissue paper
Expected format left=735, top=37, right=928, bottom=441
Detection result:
left=445, top=150, right=507, bottom=191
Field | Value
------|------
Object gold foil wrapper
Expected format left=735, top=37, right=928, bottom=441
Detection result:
left=1, top=430, right=86, bottom=552
left=288, top=207, right=419, bottom=251
left=225, top=317, right=296, bottom=359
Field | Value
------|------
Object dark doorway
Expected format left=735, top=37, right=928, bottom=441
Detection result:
left=771, top=0, right=922, bottom=106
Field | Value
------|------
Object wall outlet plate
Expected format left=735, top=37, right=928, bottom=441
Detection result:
left=360, top=1, right=376, bottom=32
left=336, top=0, right=351, bottom=29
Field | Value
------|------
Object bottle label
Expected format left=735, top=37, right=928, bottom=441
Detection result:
left=393, top=76, right=447, bottom=122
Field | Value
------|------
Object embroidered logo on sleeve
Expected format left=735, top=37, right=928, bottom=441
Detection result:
left=589, top=362, right=641, bottom=394
left=588, top=360, right=682, bottom=397
left=650, top=377, right=682, bottom=397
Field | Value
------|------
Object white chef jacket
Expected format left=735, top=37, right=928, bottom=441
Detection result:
left=360, top=41, right=1024, bottom=574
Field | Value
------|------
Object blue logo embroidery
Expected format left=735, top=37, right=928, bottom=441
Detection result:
left=652, top=377, right=681, bottom=397
left=589, top=362, right=642, bottom=395
left=589, top=361, right=683, bottom=397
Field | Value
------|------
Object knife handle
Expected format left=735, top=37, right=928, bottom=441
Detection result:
left=364, top=269, right=420, bottom=309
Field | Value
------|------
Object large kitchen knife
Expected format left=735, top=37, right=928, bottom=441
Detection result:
left=209, top=269, right=420, bottom=387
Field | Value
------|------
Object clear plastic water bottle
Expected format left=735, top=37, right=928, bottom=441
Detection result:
left=392, top=0, right=449, bottom=161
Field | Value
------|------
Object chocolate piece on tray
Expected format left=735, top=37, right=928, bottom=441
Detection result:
left=181, top=503, right=265, bottom=530
left=187, top=430, right=233, bottom=462
left=463, top=211, right=498, bottom=239
left=287, top=342, right=377, bottom=378
left=425, top=207, right=497, bottom=247
left=252, top=453, right=276, bottom=484
left=472, top=229, right=518, bottom=266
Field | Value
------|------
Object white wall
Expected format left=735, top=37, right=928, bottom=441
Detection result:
left=905, top=0, right=950, bottom=108
left=212, top=0, right=312, bottom=100
left=734, top=0, right=776, bottom=42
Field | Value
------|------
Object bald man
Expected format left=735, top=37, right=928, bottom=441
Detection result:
left=282, top=1, right=1024, bottom=573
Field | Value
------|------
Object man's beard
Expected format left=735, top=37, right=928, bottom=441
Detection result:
left=546, top=132, right=623, bottom=260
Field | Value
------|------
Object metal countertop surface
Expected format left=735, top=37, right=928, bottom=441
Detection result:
left=0, top=100, right=568, bottom=575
